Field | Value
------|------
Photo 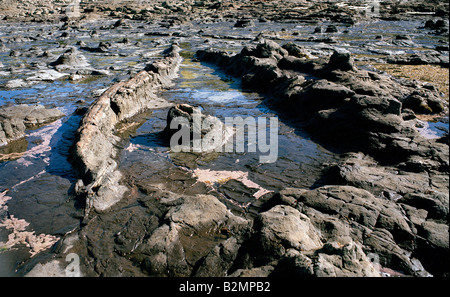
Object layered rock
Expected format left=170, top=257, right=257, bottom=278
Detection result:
left=66, top=185, right=383, bottom=277
left=196, top=40, right=448, bottom=276
left=0, top=104, right=64, bottom=146
left=71, top=44, right=182, bottom=213
left=49, top=47, right=91, bottom=71
left=139, top=194, right=252, bottom=277
left=196, top=40, right=448, bottom=165
left=263, top=185, right=448, bottom=277
left=225, top=201, right=380, bottom=277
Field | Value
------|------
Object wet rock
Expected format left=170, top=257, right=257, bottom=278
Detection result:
left=219, top=179, right=258, bottom=205
left=326, top=49, right=357, bottom=72
left=387, top=52, right=449, bottom=67
left=26, top=69, right=69, bottom=82
left=197, top=40, right=448, bottom=163
left=24, top=260, right=66, bottom=277
left=162, top=103, right=232, bottom=153
left=288, top=79, right=355, bottom=114
left=307, top=95, right=405, bottom=152
left=1, top=104, right=64, bottom=146
left=257, top=205, right=323, bottom=258
left=4, top=79, right=30, bottom=89
left=275, top=185, right=441, bottom=276
left=228, top=195, right=383, bottom=277
left=9, top=50, right=21, bottom=57
left=327, top=153, right=425, bottom=193
left=242, top=39, right=288, bottom=60
left=403, top=89, right=445, bottom=114
left=49, top=47, right=91, bottom=70
left=71, top=44, right=182, bottom=213
left=0, top=42, right=8, bottom=52
left=0, top=118, right=26, bottom=146
left=193, top=237, right=241, bottom=277
left=113, top=18, right=127, bottom=28
left=423, top=18, right=449, bottom=34
left=80, top=41, right=112, bottom=53
left=139, top=194, right=251, bottom=277
left=281, top=42, right=314, bottom=59
left=325, top=25, right=338, bottom=33
left=234, top=19, right=254, bottom=28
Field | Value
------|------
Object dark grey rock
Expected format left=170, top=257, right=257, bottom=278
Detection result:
left=1, top=104, right=64, bottom=146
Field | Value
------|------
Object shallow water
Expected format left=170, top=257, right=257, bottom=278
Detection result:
left=118, top=48, right=339, bottom=213
left=417, top=116, right=449, bottom=139
left=0, top=17, right=448, bottom=275
left=0, top=20, right=171, bottom=276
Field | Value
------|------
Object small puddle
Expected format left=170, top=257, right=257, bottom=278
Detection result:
left=119, top=48, right=339, bottom=213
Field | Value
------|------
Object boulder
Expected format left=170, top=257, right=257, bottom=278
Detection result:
left=234, top=19, right=254, bottom=28
left=326, top=49, right=357, bottom=72
left=256, top=205, right=323, bottom=258
left=163, top=104, right=232, bottom=153
left=241, top=39, right=288, bottom=60
left=140, top=194, right=251, bottom=277
left=274, top=183, right=447, bottom=276
left=26, top=69, right=69, bottom=81
left=71, top=44, right=182, bottom=213
left=281, top=42, right=314, bottom=59
left=49, top=47, right=90, bottom=70
left=313, top=241, right=380, bottom=277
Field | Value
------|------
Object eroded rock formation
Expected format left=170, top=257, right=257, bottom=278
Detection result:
left=71, top=44, right=182, bottom=213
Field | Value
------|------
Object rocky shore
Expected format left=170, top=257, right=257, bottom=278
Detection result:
left=0, top=0, right=448, bottom=278
left=70, top=43, right=181, bottom=213
left=194, top=39, right=448, bottom=276
left=1, top=104, right=64, bottom=147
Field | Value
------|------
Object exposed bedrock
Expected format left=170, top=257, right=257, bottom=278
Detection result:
left=262, top=185, right=446, bottom=277
left=196, top=40, right=449, bottom=276
left=70, top=44, right=182, bottom=213
left=0, top=104, right=64, bottom=146
left=196, top=40, right=449, bottom=166
left=162, top=103, right=234, bottom=153
left=68, top=186, right=384, bottom=277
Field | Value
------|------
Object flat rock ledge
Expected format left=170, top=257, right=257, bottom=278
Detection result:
left=1, top=104, right=64, bottom=146
left=70, top=44, right=182, bottom=213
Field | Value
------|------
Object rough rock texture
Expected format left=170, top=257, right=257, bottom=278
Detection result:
left=2, top=0, right=448, bottom=24
left=0, top=104, right=64, bottom=146
left=162, top=103, right=233, bottom=152
left=264, top=185, right=445, bottom=277
left=257, top=205, right=323, bottom=256
left=139, top=194, right=251, bottom=277
left=196, top=39, right=449, bottom=276
left=71, top=44, right=181, bottom=213
left=196, top=40, right=448, bottom=165
left=4, top=0, right=447, bottom=278
left=224, top=201, right=380, bottom=277
left=49, top=47, right=91, bottom=71
left=47, top=186, right=384, bottom=277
